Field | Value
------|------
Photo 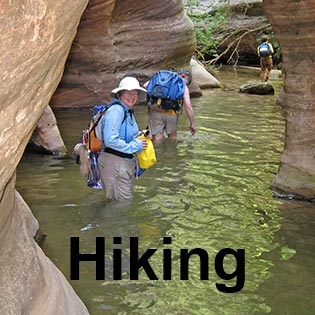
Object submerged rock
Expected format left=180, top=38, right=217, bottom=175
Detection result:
left=239, top=81, right=274, bottom=95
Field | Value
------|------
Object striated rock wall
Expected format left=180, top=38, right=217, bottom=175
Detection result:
left=0, top=0, right=197, bottom=313
left=0, top=0, right=90, bottom=314
left=263, top=0, right=315, bottom=199
left=50, top=0, right=196, bottom=108
left=3, top=0, right=315, bottom=313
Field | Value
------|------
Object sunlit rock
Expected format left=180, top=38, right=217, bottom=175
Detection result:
left=190, top=58, right=222, bottom=89
left=239, top=81, right=274, bottom=95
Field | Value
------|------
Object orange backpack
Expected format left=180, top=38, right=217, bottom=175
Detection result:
left=83, top=102, right=126, bottom=153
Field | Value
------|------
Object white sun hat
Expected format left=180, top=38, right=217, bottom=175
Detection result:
left=110, top=77, right=147, bottom=98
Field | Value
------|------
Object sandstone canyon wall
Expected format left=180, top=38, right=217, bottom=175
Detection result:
left=1, top=0, right=196, bottom=313
left=2, top=0, right=315, bottom=313
left=50, top=0, right=196, bottom=108
left=0, top=1, right=89, bottom=314
left=263, top=0, right=315, bottom=199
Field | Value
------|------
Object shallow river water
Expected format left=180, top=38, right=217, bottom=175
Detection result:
left=16, top=68, right=315, bottom=315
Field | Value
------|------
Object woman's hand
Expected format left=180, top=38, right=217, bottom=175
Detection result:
left=140, top=138, right=148, bottom=150
left=141, top=129, right=152, bottom=140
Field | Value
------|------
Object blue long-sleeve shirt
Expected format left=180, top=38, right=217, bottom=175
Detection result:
left=102, top=101, right=143, bottom=154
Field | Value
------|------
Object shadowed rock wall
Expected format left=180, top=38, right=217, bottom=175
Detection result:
left=263, top=0, right=315, bottom=199
left=50, top=0, right=196, bottom=108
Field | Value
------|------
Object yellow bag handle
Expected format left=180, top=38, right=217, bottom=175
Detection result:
left=136, top=134, right=157, bottom=169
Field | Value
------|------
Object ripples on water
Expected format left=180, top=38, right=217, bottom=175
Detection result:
left=16, top=69, right=315, bottom=314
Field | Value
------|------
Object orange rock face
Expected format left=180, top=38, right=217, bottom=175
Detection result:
left=50, top=0, right=196, bottom=108
left=264, top=0, right=315, bottom=199
left=0, top=1, right=90, bottom=314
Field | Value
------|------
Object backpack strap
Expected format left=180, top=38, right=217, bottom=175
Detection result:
left=89, top=106, right=109, bottom=133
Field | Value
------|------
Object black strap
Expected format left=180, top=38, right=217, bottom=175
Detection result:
left=104, top=147, right=133, bottom=159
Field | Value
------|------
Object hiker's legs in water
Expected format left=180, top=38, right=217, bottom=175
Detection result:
left=260, top=58, right=267, bottom=82
left=148, top=110, right=164, bottom=141
left=148, top=110, right=178, bottom=141
left=266, top=58, right=273, bottom=81
left=260, top=56, right=273, bottom=82
left=153, top=133, right=164, bottom=142
left=165, top=114, right=178, bottom=140
left=98, top=152, right=134, bottom=200
left=167, top=131, right=177, bottom=140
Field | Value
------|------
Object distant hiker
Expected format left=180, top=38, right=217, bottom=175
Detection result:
left=257, top=36, right=274, bottom=82
left=97, top=77, right=150, bottom=200
left=143, top=69, right=196, bottom=142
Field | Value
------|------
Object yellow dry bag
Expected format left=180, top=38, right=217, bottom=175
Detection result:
left=136, top=134, right=157, bottom=169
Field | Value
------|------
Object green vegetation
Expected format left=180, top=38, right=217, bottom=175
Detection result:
left=185, top=0, right=282, bottom=67
left=185, top=0, right=230, bottom=61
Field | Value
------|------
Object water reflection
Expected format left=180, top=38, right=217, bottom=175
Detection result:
left=16, top=68, right=315, bottom=314
left=259, top=201, right=315, bottom=315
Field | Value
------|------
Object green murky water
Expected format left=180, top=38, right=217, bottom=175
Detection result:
left=16, top=68, right=315, bottom=315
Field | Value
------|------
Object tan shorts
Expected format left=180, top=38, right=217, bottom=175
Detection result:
left=98, top=152, right=135, bottom=200
left=148, top=107, right=179, bottom=136
left=260, top=56, right=273, bottom=71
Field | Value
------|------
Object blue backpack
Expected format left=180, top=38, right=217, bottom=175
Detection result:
left=147, top=70, right=186, bottom=111
left=259, top=43, right=271, bottom=57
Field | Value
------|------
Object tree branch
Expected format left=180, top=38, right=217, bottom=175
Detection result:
left=206, top=24, right=271, bottom=65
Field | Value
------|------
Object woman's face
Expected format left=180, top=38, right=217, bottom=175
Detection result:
left=119, top=90, right=139, bottom=107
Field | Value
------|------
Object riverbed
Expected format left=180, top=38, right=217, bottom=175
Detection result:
left=16, top=67, right=315, bottom=315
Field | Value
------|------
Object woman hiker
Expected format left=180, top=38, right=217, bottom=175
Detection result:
left=98, top=77, right=150, bottom=200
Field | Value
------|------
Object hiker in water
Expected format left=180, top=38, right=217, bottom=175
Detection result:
left=257, top=35, right=274, bottom=82
left=98, top=77, right=149, bottom=200
left=143, top=69, right=196, bottom=142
